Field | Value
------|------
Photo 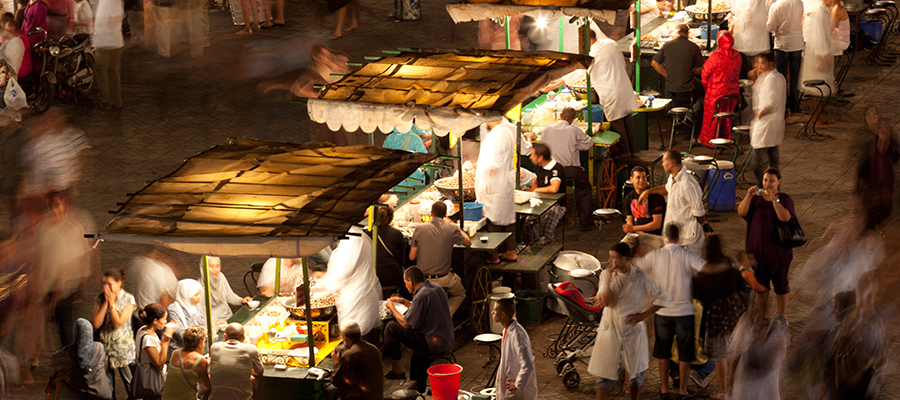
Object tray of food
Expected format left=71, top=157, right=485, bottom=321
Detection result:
left=283, top=293, right=338, bottom=320
left=434, top=172, right=476, bottom=201
left=684, top=2, right=730, bottom=23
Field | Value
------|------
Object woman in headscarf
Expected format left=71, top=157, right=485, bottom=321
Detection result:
left=199, top=257, right=250, bottom=324
left=166, top=279, right=205, bottom=351
left=50, top=318, right=113, bottom=399
left=699, top=31, right=742, bottom=147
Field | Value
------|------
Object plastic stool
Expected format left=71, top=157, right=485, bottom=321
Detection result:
left=666, top=107, right=695, bottom=150
left=709, top=138, right=736, bottom=164
left=474, top=333, right=502, bottom=387
left=797, top=80, right=834, bottom=141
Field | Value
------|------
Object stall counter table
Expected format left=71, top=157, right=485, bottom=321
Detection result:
left=225, top=296, right=341, bottom=400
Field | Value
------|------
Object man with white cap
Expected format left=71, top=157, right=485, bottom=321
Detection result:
left=332, top=320, right=383, bottom=400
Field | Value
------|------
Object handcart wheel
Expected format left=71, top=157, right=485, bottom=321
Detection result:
left=596, top=157, right=617, bottom=209
left=469, top=266, right=493, bottom=334
left=555, top=352, right=569, bottom=374
left=561, top=364, right=580, bottom=389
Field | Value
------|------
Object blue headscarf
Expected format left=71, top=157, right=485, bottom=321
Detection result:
left=74, top=318, right=95, bottom=371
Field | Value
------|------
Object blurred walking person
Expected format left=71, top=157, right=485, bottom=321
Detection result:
left=94, top=0, right=123, bottom=109
left=749, top=53, right=786, bottom=185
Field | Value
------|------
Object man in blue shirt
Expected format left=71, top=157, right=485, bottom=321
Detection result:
left=383, top=267, right=455, bottom=393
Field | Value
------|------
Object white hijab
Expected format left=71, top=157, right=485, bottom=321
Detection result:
left=174, top=279, right=203, bottom=326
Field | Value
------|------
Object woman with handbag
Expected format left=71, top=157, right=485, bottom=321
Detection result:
left=161, top=326, right=210, bottom=400
left=133, top=303, right=174, bottom=400
left=737, top=168, right=797, bottom=323
left=90, top=269, right=135, bottom=400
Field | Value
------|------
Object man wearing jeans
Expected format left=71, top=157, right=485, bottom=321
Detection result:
left=766, top=0, right=804, bottom=114
left=633, top=224, right=706, bottom=400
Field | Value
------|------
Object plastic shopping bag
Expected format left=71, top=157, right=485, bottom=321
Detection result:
left=4, top=78, right=27, bottom=110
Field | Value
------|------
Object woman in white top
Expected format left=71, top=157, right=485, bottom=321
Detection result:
left=135, top=303, right=174, bottom=400
left=166, top=279, right=206, bottom=351
left=200, top=257, right=251, bottom=324
left=827, top=0, right=850, bottom=55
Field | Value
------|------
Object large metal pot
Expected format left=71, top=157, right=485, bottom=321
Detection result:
left=282, top=297, right=337, bottom=321
left=547, top=251, right=603, bottom=314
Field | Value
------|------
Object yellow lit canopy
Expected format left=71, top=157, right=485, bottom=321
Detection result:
left=308, top=48, right=592, bottom=136
left=100, top=139, right=437, bottom=258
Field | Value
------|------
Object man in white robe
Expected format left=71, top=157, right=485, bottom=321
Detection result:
left=589, top=28, right=640, bottom=157
left=318, top=226, right=382, bottom=343
left=588, top=243, right=668, bottom=400
left=750, top=53, right=787, bottom=185
left=492, top=298, right=538, bottom=400
left=476, top=119, right=518, bottom=263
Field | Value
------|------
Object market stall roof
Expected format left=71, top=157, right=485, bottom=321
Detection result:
left=307, top=48, right=592, bottom=136
left=445, top=1, right=623, bottom=24
left=99, top=139, right=437, bottom=258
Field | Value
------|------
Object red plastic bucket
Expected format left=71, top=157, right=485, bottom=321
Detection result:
left=427, top=364, right=463, bottom=400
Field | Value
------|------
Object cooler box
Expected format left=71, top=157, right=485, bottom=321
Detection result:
left=859, top=20, right=883, bottom=43
left=706, top=161, right=736, bottom=211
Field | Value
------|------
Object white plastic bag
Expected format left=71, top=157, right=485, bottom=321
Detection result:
left=4, top=77, right=27, bottom=110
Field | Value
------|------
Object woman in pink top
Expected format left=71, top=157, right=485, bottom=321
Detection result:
left=828, top=0, right=850, bottom=55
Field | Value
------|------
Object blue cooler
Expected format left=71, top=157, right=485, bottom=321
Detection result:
left=591, top=105, right=604, bottom=123
left=859, top=20, right=883, bottom=43
left=706, top=161, right=736, bottom=211
left=463, top=202, right=483, bottom=221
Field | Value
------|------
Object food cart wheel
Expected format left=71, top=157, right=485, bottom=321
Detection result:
left=596, top=158, right=617, bottom=209
left=561, top=364, right=580, bottom=389
left=469, top=266, right=493, bottom=334
left=555, top=352, right=570, bottom=374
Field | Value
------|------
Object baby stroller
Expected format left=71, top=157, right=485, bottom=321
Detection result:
left=545, top=282, right=603, bottom=389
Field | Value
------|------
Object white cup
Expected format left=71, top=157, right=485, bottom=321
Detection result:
left=247, top=300, right=260, bottom=309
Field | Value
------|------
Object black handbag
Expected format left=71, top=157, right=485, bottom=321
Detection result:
left=775, top=216, right=807, bottom=248
left=129, top=333, right=165, bottom=399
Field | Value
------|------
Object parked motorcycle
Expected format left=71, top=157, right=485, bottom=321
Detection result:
left=26, top=28, right=97, bottom=114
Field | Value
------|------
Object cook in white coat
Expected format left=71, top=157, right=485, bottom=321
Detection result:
left=476, top=119, right=518, bottom=263
left=318, top=226, right=382, bottom=343
left=589, top=27, right=640, bottom=157
left=749, top=53, right=787, bottom=185
left=588, top=243, right=668, bottom=400
left=492, top=298, right=538, bottom=400
left=732, top=0, right=771, bottom=57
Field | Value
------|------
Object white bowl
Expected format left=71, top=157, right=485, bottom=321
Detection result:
left=247, top=300, right=260, bottom=309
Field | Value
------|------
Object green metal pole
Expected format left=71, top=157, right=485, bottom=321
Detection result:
left=274, top=257, right=281, bottom=296
left=457, top=137, right=464, bottom=230
left=202, top=255, right=214, bottom=348
left=559, top=17, right=564, bottom=52
left=301, top=258, right=315, bottom=365
left=372, top=206, right=379, bottom=279
left=505, top=16, right=511, bottom=50
left=635, top=0, right=641, bottom=93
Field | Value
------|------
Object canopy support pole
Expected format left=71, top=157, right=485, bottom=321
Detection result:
left=202, top=255, right=214, bottom=348
left=635, top=0, right=641, bottom=93
left=274, top=258, right=281, bottom=296
left=301, top=258, right=316, bottom=365
left=505, top=16, right=511, bottom=50
left=457, top=137, right=464, bottom=230
left=584, top=17, right=596, bottom=187
left=707, top=3, right=713, bottom=51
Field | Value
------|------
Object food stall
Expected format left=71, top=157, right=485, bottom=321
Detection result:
left=97, top=139, right=436, bottom=399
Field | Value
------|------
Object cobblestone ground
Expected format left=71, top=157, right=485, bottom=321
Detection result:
left=2, top=0, right=900, bottom=398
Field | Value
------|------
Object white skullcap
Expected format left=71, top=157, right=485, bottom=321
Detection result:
left=340, top=320, right=361, bottom=335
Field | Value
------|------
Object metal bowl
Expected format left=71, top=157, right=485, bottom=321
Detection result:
left=433, top=177, right=476, bottom=201
left=283, top=297, right=337, bottom=321
left=684, top=4, right=730, bottom=24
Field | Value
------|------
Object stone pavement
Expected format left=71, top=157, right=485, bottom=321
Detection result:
left=2, top=0, right=900, bottom=397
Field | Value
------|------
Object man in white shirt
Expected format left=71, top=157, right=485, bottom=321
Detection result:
left=639, top=150, right=707, bottom=255
left=539, top=107, right=596, bottom=231
left=128, top=248, right=178, bottom=309
left=492, top=298, right=538, bottom=400
left=476, top=120, right=518, bottom=263
left=750, top=53, right=786, bottom=185
left=588, top=243, right=668, bottom=400
left=0, top=16, right=25, bottom=77
left=210, top=323, right=264, bottom=400
left=766, top=0, right=804, bottom=114
left=633, top=223, right=706, bottom=399
left=588, top=29, right=640, bottom=157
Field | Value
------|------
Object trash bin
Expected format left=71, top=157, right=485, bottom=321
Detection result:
left=515, top=290, right=545, bottom=322
left=488, top=292, right=515, bottom=333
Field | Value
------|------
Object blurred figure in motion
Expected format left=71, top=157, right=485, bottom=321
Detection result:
left=0, top=232, right=26, bottom=392
left=35, top=190, right=93, bottom=349
left=128, top=246, right=179, bottom=311
left=71, top=0, right=92, bottom=35
left=93, top=0, right=124, bottom=109
left=728, top=312, right=788, bottom=400
left=258, top=44, right=348, bottom=98
left=45, top=0, right=73, bottom=39
left=478, top=15, right=521, bottom=50
left=0, top=12, right=31, bottom=80
left=858, top=106, right=898, bottom=231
